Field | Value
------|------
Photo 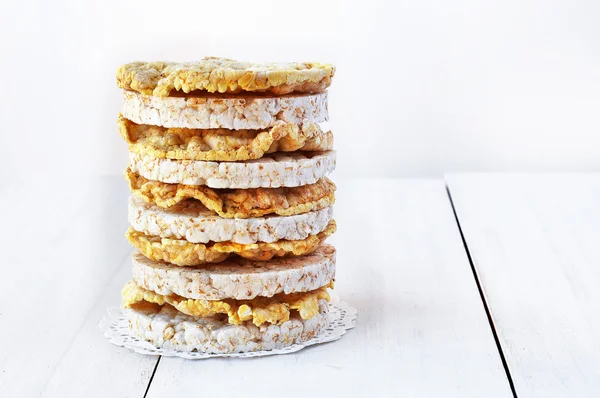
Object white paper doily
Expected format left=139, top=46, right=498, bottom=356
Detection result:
left=100, top=299, right=356, bottom=359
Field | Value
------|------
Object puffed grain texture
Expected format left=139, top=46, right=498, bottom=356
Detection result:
left=128, top=150, right=336, bottom=188
left=131, top=244, right=336, bottom=300
left=128, top=195, right=334, bottom=244
left=126, top=169, right=336, bottom=218
left=119, top=114, right=333, bottom=161
left=116, top=58, right=335, bottom=96
left=121, top=90, right=329, bottom=130
left=124, top=300, right=328, bottom=354
left=122, top=281, right=330, bottom=326
left=127, top=220, right=335, bottom=266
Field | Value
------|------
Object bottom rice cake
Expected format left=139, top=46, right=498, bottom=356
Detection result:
left=121, top=244, right=336, bottom=353
left=124, top=301, right=329, bottom=354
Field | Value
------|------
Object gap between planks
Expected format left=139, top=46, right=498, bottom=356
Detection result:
left=144, top=357, right=161, bottom=398
left=445, top=185, right=518, bottom=398
left=139, top=182, right=516, bottom=396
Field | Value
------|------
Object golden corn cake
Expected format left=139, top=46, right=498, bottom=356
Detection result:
left=127, top=220, right=335, bottom=266
left=119, top=114, right=333, bottom=162
left=117, top=58, right=335, bottom=96
left=126, top=169, right=336, bottom=218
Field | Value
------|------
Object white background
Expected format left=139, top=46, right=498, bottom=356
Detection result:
left=2, top=0, right=600, bottom=183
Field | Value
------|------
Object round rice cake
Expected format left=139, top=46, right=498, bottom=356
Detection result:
left=121, top=90, right=328, bottom=130
left=128, top=195, right=334, bottom=244
left=126, top=220, right=335, bottom=266
left=116, top=58, right=335, bottom=96
left=118, top=114, right=333, bottom=162
left=128, top=150, right=336, bottom=189
left=123, top=281, right=329, bottom=326
left=127, top=219, right=335, bottom=266
left=131, top=244, right=336, bottom=301
left=126, top=170, right=336, bottom=218
left=124, top=300, right=329, bottom=354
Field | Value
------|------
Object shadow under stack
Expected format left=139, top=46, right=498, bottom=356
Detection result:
left=116, top=58, right=339, bottom=353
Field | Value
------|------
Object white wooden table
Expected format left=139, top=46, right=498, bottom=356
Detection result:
left=1, top=174, right=598, bottom=397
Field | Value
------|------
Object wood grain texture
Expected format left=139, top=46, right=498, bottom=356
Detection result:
left=0, top=177, right=158, bottom=397
left=144, top=179, right=511, bottom=398
left=446, top=173, right=600, bottom=398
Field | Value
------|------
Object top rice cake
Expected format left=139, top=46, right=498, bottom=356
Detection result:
left=117, top=57, right=335, bottom=97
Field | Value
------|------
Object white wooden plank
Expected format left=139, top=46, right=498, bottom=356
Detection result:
left=40, top=256, right=159, bottom=397
left=446, top=173, right=600, bottom=398
left=145, top=179, right=512, bottom=398
left=0, top=177, right=157, bottom=397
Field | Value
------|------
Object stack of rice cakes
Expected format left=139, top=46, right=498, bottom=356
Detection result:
left=116, top=58, right=338, bottom=354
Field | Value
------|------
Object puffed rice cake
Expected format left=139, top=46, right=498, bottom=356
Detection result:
left=131, top=244, right=336, bottom=301
left=124, top=300, right=328, bottom=354
left=128, top=150, right=336, bottom=189
left=121, top=90, right=328, bottom=130
left=128, top=195, right=334, bottom=244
